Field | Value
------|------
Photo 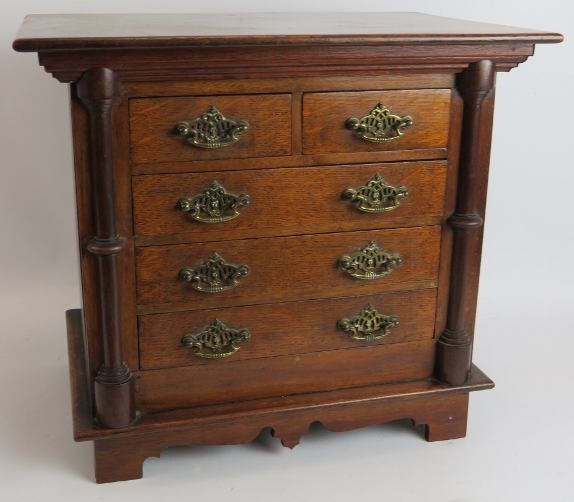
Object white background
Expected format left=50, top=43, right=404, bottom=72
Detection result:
left=1, top=1, right=573, bottom=501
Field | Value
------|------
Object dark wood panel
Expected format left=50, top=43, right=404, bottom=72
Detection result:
left=129, top=94, right=291, bottom=164
left=70, top=89, right=139, bottom=381
left=66, top=307, right=493, bottom=482
left=434, top=86, right=464, bottom=338
left=14, top=13, right=562, bottom=52
left=139, top=288, right=437, bottom=370
left=135, top=226, right=441, bottom=309
left=136, top=339, right=437, bottom=410
left=37, top=43, right=538, bottom=83
left=66, top=309, right=493, bottom=443
left=131, top=149, right=447, bottom=176
left=132, top=161, right=447, bottom=240
left=123, top=74, right=456, bottom=98
left=303, top=90, right=450, bottom=154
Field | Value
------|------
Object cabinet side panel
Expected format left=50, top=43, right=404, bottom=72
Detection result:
left=434, top=86, right=463, bottom=337
left=465, top=89, right=496, bottom=341
left=112, top=98, right=139, bottom=370
left=70, top=94, right=102, bottom=382
left=69, top=92, right=139, bottom=382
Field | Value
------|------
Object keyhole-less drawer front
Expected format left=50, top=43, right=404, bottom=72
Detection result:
left=129, top=94, right=292, bottom=163
left=132, top=161, right=447, bottom=242
left=302, top=89, right=451, bottom=155
left=135, top=226, right=441, bottom=312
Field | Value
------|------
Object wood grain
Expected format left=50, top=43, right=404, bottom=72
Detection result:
left=136, top=339, right=437, bottom=410
left=123, top=74, right=456, bottom=98
left=131, top=149, right=447, bottom=176
left=436, top=61, right=495, bottom=385
left=303, top=89, right=451, bottom=154
left=64, top=308, right=493, bottom=482
left=93, top=389, right=469, bottom=482
left=67, top=308, right=493, bottom=441
left=135, top=226, right=441, bottom=309
left=74, top=69, right=136, bottom=428
left=71, top=90, right=140, bottom=382
left=37, top=43, right=537, bottom=83
left=138, top=288, right=438, bottom=370
left=433, top=86, right=464, bottom=338
left=129, top=94, right=291, bottom=163
left=132, top=161, right=447, bottom=241
left=14, top=13, right=563, bottom=53
left=19, top=10, right=559, bottom=482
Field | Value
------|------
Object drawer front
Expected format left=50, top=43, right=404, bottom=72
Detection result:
left=129, top=94, right=292, bottom=163
left=136, top=339, right=436, bottom=410
left=133, top=161, right=447, bottom=240
left=302, top=89, right=450, bottom=155
left=139, top=288, right=437, bottom=370
left=135, top=226, right=441, bottom=310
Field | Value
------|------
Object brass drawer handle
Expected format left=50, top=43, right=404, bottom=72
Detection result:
left=176, top=105, right=249, bottom=149
left=182, top=318, right=251, bottom=359
left=178, top=181, right=250, bottom=223
left=346, top=103, right=413, bottom=143
left=338, top=241, right=401, bottom=280
left=343, top=173, right=409, bottom=213
left=179, top=252, right=249, bottom=293
left=337, top=304, right=399, bottom=342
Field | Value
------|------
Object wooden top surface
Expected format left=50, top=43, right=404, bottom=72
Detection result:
left=13, top=12, right=562, bottom=52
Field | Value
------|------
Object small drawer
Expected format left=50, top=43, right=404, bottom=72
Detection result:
left=132, top=161, right=447, bottom=241
left=129, top=94, right=292, bottom=164
left=135, top=226, right=441, bottom=311
left=139, top=289, right=437, bottom=370
left=302, top=89, right=451, bottom=155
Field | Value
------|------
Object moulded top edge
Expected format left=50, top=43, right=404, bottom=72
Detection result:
left=13, top=12, right=563, bottom=52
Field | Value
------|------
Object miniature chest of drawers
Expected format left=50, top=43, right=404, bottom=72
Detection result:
left=14, top=13, right=562, bottom=483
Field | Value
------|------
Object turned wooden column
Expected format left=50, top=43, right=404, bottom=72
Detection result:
left=435, top=60, right=496, bottom=385
left=77, top=67, right=135, bottom=428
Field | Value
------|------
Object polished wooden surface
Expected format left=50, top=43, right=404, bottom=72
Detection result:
left=76, top=68, right=135, bottom=429
left=67, top=309, right=493, bottom=482
left=18, top=11, right=559, bottom=483
left=37, top=44, right=540, bottom=83
left=131, top=150, right=447, bottom=177
left=123, top=74, right=456, bottom=98
left=135, top=226, right=441, bottom=311
left=136, top=340, right=437, bottom=410
left=435, top=61, right=496, bottom=385
left=132, top=161, right=447, bottom=241
left=303, top=90, right=451, bottom=154
left=129, top=94, right=292, bottom=163
left=138, top=288, right=437, bottom=370
left=14, top=13, right=562, bottom=52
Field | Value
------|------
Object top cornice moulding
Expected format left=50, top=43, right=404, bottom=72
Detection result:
left=13, top=13, right=563, bottom=52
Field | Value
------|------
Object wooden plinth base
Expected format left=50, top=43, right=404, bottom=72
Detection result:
left=66, top=309, right=494, bottom=483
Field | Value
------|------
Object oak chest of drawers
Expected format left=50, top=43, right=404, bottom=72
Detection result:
left=13, top=13, right=562, bottom=483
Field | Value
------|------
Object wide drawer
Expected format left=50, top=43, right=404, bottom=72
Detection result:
left=129, top=94, right=292, bottom=163
left=139, top=288, right=437, bottom=370
left=135, top=226, right=441, bottom=311
left=136, top=339, right=436, bottom=410
left=132, top=161, right=447, bottom=241
left=302, top=89, right=450, bottom=155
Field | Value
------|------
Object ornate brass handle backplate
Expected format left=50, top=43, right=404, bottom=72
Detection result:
left=337, top=304, right=399, bottom=342
left=339, top=241, right=401, bottom=280
left=176, top=105, right=249, bottom=149
left=346, top=103, right=413, bottom=143
left=178, top=181, right=250, bottom=223
left=179, top=252, right=249, bottom=293
left=343, top=173, right=409, bottom=213
left=182, top=318, right=251, bottom=359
